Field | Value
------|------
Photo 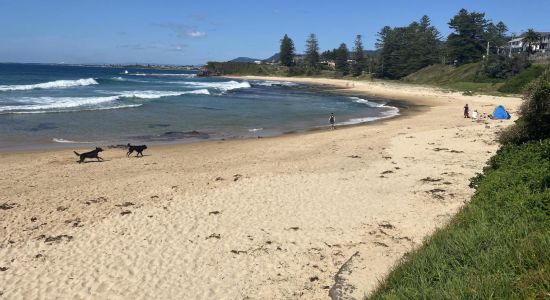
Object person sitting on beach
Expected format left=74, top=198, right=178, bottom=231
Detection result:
left=329, top=113, right=335, bottom=130
left=464, top=104, right=469, bottom=118
left=471, top=110, right=478, bottom=121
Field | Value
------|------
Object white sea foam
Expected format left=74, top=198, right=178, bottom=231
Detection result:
left=4, top=104, right=143, bottom=114
left=182, top=80, right=251, bottom=92
left=348, top=96, right=386, bottom=107
left=185, top=89, right=210, bottom=95
left=0, top=96, right=120, bottom=112
left=52, top=138, right=94, bottom=144
left=252, top=80, right=298, bottom=87
left=117, top=89, right=209, bottom=99
left=0, top=78, right=98, bottom=91
left=336, top=106, right=400, bottom=126
left=151, top=73, right=196, bottom=78
left=119, top=91, right=185, bottom=99
left=248, top=128, right=263, bottom=132
left=127, top=73, right=196, bottom=78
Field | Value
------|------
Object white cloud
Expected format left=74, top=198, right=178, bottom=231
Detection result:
left=154, top=23, right=207, bottom=38
left=188, top=31, right=206, bottom=37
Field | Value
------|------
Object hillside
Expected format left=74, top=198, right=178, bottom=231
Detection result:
left=404, top=63, right=548, bottom=94
left=229, top=57, right=262, bottom=63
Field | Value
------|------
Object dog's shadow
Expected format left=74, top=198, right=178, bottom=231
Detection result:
left=127, top=154, right=151, bottom=158
left=78, top=159, right=110, bottom=163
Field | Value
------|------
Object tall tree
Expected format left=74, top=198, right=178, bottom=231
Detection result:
left=485, top=21, right=509, bottom=53
left=523, top=29, right=541, bottom=55
left=446, top=9, right=489, bottom=65
left=335, top=43, right=349, bottom=74
left=351, top=35, right=365, bottom=76
left=304, top=33, right=320, bottom=68
left=320, top=49, right=336, bottom=61
left=279, top=34, right=295, bottom=67
left=376, top=16, right=441, bottom=78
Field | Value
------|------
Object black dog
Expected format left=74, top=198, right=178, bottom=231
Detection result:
left=74, top=147, right=104, bottom=163
left=127, top=143, right=147, bottom=157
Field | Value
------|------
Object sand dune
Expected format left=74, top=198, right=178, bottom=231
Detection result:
left=0, top=78, right=521, bottom=299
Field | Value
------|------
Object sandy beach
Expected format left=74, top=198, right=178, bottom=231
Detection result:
left=0, top=77, right=521, bottom=299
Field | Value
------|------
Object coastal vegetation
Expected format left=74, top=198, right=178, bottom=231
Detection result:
left=368, top=71, right=550, bottom=299
left=403, top=62, right=548, bottom=94
left=279, top=34, right=296, bottom=67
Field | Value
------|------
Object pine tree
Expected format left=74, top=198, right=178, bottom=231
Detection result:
left=335, top=43, right=349, bottom=75
left=447, top=9, right=489, bottom=65
left=351, top=35, right=365, bottom=76
left=304, top=33, right=320, bottom=68
left=376, top=16, right=441, bottom=78
left=279, top=34, right=295, bottom=67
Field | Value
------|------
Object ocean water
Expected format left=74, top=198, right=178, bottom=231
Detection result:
left=0, top=63, right=399, bottom=150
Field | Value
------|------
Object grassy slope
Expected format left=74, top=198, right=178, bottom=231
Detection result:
left=498, top=65, right=547, bottom=94
left=368, top=139, right=550, bottom=299
left=403, top=63, right=505, bottom=94
left=403, top=63, right=549, bottom=95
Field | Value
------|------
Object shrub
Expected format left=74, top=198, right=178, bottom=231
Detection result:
left=499, top=69, right=550, bottom=144
left=481, top=54, right=530, bottom=79
left=498, top=65, right=547, bottom=94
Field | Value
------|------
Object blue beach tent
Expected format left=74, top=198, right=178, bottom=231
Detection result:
left=492, top=105, right=511, bottom=119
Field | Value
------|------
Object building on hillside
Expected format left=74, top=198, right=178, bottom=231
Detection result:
left=503, top=31, right=550, bottom=55
left=319, top=60, right=335, bottom=69
left=293, top=54, right=305, bottom=63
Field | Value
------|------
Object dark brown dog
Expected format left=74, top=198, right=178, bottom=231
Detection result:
left=74, top=147, right=104, bottom=163
left=127, top=143, right=147, bottom=157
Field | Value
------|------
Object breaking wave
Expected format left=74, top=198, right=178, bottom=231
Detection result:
left=181, top=80, right=251, bottom=92
left=127, top=73, right=196, bottom=78
left=337, top=106, right=400, bottom=126
left=52, top=138, right=94, bottom=144
left=348, top=96, right=386, bottom=107
left=116, top=89, right=210, bottom=99
left=0, top=96, right=120, bottom=112
left=252, top=80, right=298, bottom=87
left=0, top=78, right=98, bottom=91
left=0, top=89, right=209, bottom=114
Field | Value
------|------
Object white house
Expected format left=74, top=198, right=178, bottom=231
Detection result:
left=507, top=31, right=550, bottom=54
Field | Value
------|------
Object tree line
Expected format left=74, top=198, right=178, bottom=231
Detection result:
left=279, top=33, right=368, bottom=76
left=278, top=8, right=536, bottom=79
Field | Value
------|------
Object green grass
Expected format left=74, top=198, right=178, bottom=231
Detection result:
left=498, top=65, right=548, bottom=94
left=403, top=63, right=483, bottom=85
left=368, top=139, right=550, bottom=299
left=402, top=63, right=508, bottom=94
left=403, top=63, right=550, bottom=95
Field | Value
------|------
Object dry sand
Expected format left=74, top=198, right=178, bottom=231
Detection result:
left=0, top=77, right=521, bottom=299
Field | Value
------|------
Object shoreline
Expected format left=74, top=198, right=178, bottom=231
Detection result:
left=0, top=77, right=522, bottom=299
left=0, top=79, right=415, bottom=154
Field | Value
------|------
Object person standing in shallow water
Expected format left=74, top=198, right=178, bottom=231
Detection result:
left=329, top=113, right=335, bottom=130
left=464, top=104, right=469, bottom=118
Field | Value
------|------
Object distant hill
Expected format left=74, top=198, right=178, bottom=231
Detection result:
left=229, top=57, right=262, bottom=63
left=263, top=53, right=280, bottom=63
left=364, top=50, right=379, bottom=56
left=231, top=50, right=378, bottom=64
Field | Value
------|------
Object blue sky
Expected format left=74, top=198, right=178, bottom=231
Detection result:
left=1, top=0, right=548, bottom=65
